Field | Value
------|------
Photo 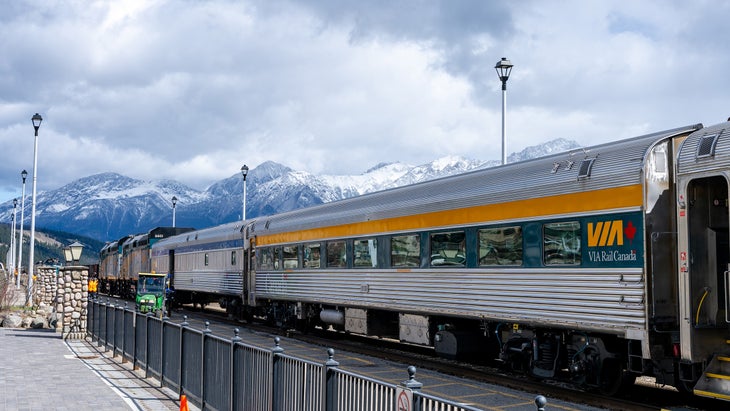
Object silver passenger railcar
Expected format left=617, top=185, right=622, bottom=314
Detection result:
left=151, top=221, right=247, bottom=309
left=150, top=119, right=730, bottom=400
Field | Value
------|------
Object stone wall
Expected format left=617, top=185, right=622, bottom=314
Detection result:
left=36, top=265, right=88, bottom=339
left=36, top=266, right=58, bottom=307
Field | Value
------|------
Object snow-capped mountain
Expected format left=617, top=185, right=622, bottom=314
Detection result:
left=0, top=138, right=579, bottom=243
left=23, top=173, right=207, bottom=240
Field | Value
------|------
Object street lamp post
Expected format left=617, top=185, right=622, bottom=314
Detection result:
left=10, top=198, right=17, bottom=278
left=27, top=113, right=42, bottom=305
left=171, top=196, right=178, bottom=228
left=17, top=169, right=27, bottom=288
left=495, top=57, right=513, bottom=165
left=241, top=165, right=249, bottom=221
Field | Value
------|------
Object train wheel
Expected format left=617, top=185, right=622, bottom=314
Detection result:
left=295, top=317, right=318, bottom=334
left=597, top=358, right=633, bottom=396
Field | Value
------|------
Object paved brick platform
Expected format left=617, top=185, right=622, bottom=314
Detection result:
left=0, top=328, right=191, bottom=411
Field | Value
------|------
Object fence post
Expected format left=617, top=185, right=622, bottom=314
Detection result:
left=230, top=328, right=242, bottom=411
left=104, top=298, right=113, bottom=350
left=535, top=395, right=547, bottom=411
left=159, top=313, right=169, bottom=388
left=132, top=308, right=139, bottom=370
left=123, top=302, right=130, bottom=362
left=201, top=321, right=212, bottom=409
left=324, top=348, right=339, bottom=411
left=87, top=298, right=94, bottom=341
left=145, top=312, right=153, bottom=379
left=401, top=366, right=423, bottom=411
left=271, top=336, right=284, bottom=411
left=112, top=303, right=122, bottom=357
left=179, top=315, right=189, bottom=397
left=97, top=299, right=104, bottom=347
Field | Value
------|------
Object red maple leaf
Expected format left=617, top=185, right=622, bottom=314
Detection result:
left=624, top=221, right=637, bottom=242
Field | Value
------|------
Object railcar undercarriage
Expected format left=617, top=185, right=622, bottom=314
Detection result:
left=445, top=322, right=633, bottom=395
left=248, top=299, right=640, bottom=395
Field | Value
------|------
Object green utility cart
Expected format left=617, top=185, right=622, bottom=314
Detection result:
left=136, top=272, right=167, bottom=315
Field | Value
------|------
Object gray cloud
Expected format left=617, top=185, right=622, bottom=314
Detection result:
left=0, top=0, right=727, bottom=203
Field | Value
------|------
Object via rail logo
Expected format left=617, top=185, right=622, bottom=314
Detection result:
left=585, top=215, right=642, bottom=267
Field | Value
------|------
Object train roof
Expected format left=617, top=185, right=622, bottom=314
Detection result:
left=253, top=123, right=702, bottom=237
left=100, top=241, right=117, bottom=255
left=148, top=226, right=195, bottom=238
left=122, top=233, right=148, bottom=250
left=677, top=120, right=730, bottom=175
left=152, top=220, right=245, bottom=250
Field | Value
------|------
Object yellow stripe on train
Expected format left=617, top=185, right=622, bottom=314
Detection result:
left=257, top=184, right=643, bottom=246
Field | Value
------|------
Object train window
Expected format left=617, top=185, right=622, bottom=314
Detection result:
left=283, top=245, right=299, bottom=269
left=327, top=241, right=346, bottom=268
left=204, top=253, right=209, bottom=266
left=303, top=243, right=321, bottom=268
left=697, top=133, right=720, bottom=158
left=430, top=231, right=466, bottom=267
left=231, top=250, right=237, bottom=266
left=354, top=238, right=377, bottom=268
left=391, top=234, right=420, bottom=267
left=543, top=221, right=581, bottom=265
left=577, top=158, right=596, bottom=179
left=273, top=247, right=281, bottom=270
left=259, top=247, right=275, bottom=270
left=479, top=226, right=523, bottom=266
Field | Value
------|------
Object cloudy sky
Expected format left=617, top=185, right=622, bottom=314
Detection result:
left=1, top=0, right=728, bottom=204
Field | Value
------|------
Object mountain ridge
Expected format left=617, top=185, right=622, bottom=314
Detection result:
left=0, top=138, right=580, bottom=243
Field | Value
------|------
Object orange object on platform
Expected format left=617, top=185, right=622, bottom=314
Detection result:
left=180, top=394, right=189, bottom=411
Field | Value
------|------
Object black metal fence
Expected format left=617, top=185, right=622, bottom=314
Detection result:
left=87, top=299, right=488, bottom=411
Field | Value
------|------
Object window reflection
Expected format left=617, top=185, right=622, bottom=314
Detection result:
left=391, top=234, right=420, bottom=267
left=430, top=231, right=466, bottom=267
left=479, top=226, right=522, bottom=266
left=303, top=243, right=321, bottom=268
left=543, top=221, right=581, bottom=265
left=283, top=245, right=299, bottom=269
left=354, top=238, right=377, bottom=268
left=327, top=241, right=346, bottom=268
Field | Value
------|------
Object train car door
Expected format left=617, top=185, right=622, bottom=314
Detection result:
left=245, top=236, right=257, bottom=307
left=168, top=250, right=175, bottom=287
left=241, top=224, right=256, bottom=308
left=677, top=174, right=730, bottom=363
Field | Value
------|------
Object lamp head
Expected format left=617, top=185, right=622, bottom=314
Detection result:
left=494, top=57, right=513, bottom=83
left=241, top=164, right=249, bottom=178
left=63, top=247, right=73, bottom=264
left=172, top=196, right=178, bottom=206
left=21, top=169, right=28, bottom=182
left=32, top=113, right=42, bottom=131
left=69, top=241, right=84, bottom=264
left=13, top=198, right=17, bottom=207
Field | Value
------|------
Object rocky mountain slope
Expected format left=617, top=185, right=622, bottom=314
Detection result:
left=0, top=138, right=579, bottom=242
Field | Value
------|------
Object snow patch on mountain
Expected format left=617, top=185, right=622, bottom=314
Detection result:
left=0, top=138, right=579, bottom=242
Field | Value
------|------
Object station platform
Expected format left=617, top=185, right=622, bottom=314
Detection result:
left=0, top=321, right=596, bottom=411
left=0, top=327, right=192, bottom=411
